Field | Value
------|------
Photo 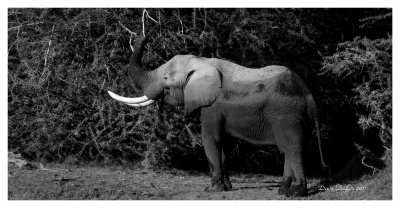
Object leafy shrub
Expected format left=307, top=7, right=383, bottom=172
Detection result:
left=321, top=37, right=392, bottom=150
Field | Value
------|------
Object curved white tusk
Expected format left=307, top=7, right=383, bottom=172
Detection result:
left=107, top=91, right=149, bottom=104
left=126, top=99, right=156, bottom=107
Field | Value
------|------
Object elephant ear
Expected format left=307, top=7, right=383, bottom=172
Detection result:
left=184, top=61, right=221, bottom=115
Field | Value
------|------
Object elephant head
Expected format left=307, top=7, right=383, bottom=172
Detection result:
left=108, top=37, right=221, bottom=115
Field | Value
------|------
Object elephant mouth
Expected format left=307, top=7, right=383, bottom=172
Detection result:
left=163, top=88, right=171, bottom=97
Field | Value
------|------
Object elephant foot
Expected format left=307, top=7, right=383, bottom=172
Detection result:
left=278, top=186, right=290, bottom=195
left=278, top=176, right=292, bottom=195
left=223, top=177, right=233, bottom=191
left=204, top=184, right=225, bottom=192
left=285, top=184, right=308, bottom=197
left=205, top=178, right=232, bottom=192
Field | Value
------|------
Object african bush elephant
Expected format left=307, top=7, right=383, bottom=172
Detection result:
left=108, top=37, right=329, bottom=197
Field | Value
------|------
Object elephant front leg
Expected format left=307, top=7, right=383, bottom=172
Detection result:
left=202, top=133, right=225, bottom=192
left=201, top=107, right=227, bottom=192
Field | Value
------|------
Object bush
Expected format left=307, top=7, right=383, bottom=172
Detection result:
left=8, top=8, right=156, bottom=163
left=321, top=36, right=392, bottom=150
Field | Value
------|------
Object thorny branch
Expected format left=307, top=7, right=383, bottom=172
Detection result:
left=119, top=9, right=158, bottom=50
left=43, top=40, right=52, bottom=67
left=144, top=9, right=159, bottom=24
left=58, top=117, right=88, bottom=161
left=361, top=156, right=378, bottom=174
left=192, top=8, right=196, bottom=29
left=98, top=78, right=106, bottom=94
left=91, top=73, right=108, bottom=108
left=158, top=9, right=162, bottom=36
left=104, top=64, right=110, bottom=80
left=118, top=21, right=137, bottom=36
left=199, top=9, right=207, bottom=39
left=142, top=10, right=146, bottom=37
left=118, top=21, right=137, bottom=52
left=44, top=25, right=55, bottom=68
left=8, top=40, right=18, bottom=54
left=142, top=9, right=159, bottom=37
left=203, top=9, right=207, bottom=31
left=8, top=21, right=43, bottom=31
left=8, top=26, right=21, bottom=55
left=185, top=124, right=202, bottom=146
left=56, top=75, right=84, bottom=88
left=354, top=142, right=379, bottom=174
left=176, top=10, right=184, bottom=34
left=90, top=127, right=110, bottom=161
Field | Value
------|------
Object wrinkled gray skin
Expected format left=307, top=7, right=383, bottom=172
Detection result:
left=111, top=37, right=328, bottom=197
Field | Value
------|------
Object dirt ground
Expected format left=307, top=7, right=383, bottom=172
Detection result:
left=8, top=162, right=391, bottom=200
left=8, top=162, right=317, bottom=200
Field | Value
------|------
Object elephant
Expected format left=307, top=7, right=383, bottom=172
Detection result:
left=108, top=37, right=329, bottom=197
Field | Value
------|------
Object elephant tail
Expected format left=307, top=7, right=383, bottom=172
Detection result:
left=306, top=94, right=331, bottom=176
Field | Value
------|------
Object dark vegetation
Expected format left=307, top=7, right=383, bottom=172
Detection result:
left=8, top=9, right=392, bottom=180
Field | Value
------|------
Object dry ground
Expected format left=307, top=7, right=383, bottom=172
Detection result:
left=8, top=162, right=391, bottom=200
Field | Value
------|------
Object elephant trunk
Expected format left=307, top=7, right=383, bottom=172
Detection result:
left=107, top=37, right=157, bottom=107
left=128, top=37, right=153, bottom=88
left=128, top=37, right=162, bottom=99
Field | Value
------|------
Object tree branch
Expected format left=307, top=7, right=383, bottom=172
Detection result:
left=142, top=9, right=146, bottom=37
left=144, top=9, right=159, bottom=24
left=118, top=21, right=136, bottom=36
left=203, top=8, right=207, bottom=31
left=192, top=8, right=197, bottom=29
left=8, top=21, right=43, bottom=31
left=141, top=9, right=160, bottom=37
left=176, top=10, right=183, bottom=34
left=361, top=156, right=378, bottom=174
left=158, top=9, right=162, bottom=36
left=58, top=117, right=88, bottom=162
left=104, top=64, right=110, bottom=80
left=118, top=21, right=137, bottom=51
left=44, top=25, right=55, bottom=68
left=185, top=124, right=202, bottom=146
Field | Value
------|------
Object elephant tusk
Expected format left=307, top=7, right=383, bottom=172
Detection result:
left=107, top=91, right=149, bottom=104
left=126, top=99, right=156, bottom=107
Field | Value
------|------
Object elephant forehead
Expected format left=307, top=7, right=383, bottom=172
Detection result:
left=232, top=66, right=286, bottom=83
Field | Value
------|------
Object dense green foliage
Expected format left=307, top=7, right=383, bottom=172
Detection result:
left=8, top=9, right=391, bottom=174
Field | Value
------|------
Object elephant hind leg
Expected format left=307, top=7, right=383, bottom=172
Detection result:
left=278, top=154, right=294, bottom=195
left=287, top=150, right=308, bottom=197
left=222, top=148, right=232, bottom=191
left=272, top=118, right=307, bottom=197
